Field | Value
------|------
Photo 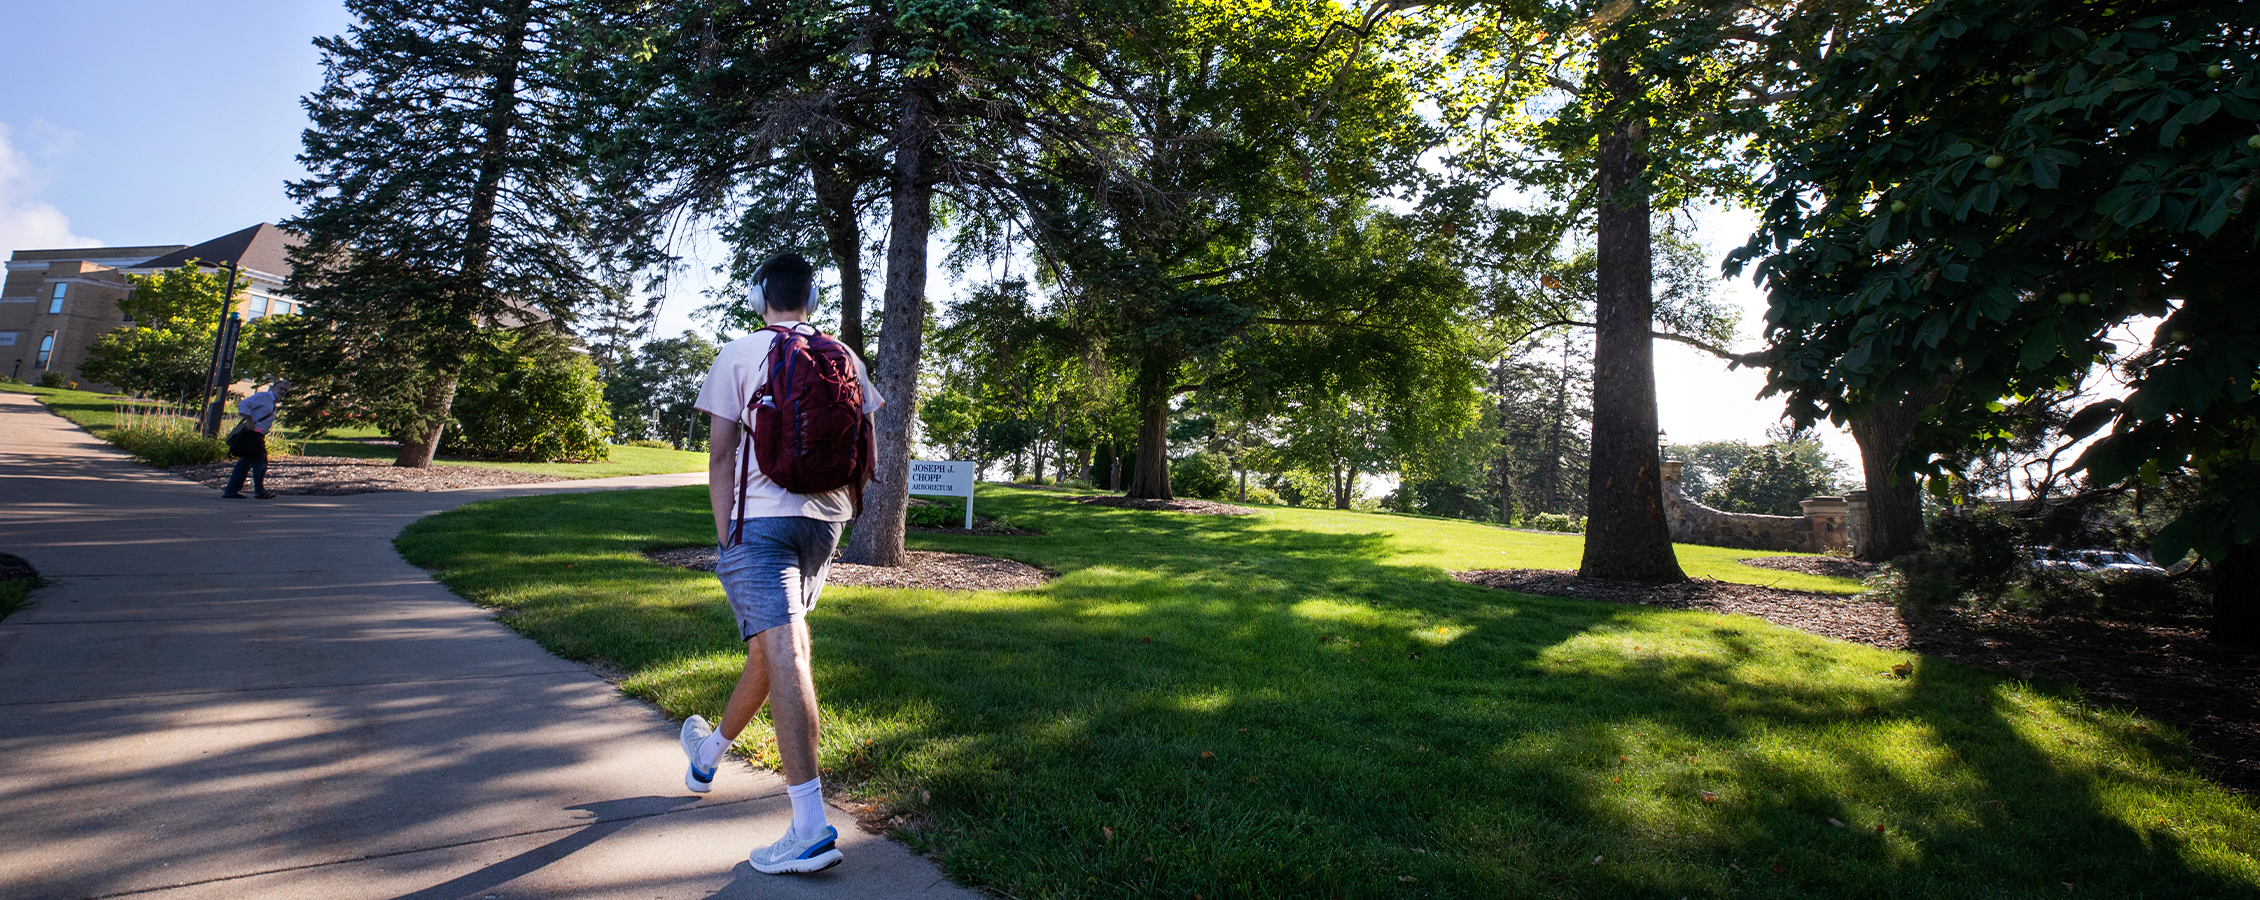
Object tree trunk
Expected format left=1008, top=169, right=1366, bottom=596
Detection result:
left=1125, top=357, right=1174, bottom=500
left=842, top=84, right=936, bottom=567
left=809, top=154, right=866, bottom=357
left=1578, top=51, right=1685, bottom=583
left=1497, top=453, right=1514, bottom=524
left=396, top=0, right=529, bottom=470
left=1848, top=383, right=1944, bottom=563
left=395, top=368, right=459, bottom=468
left=2212, top=537, right=2260, bottom=645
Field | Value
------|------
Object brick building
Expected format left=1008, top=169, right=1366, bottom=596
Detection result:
left=1, top=223, right=301, bottom=389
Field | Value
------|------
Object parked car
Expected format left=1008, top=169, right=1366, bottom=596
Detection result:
left=2024, top=547, right=2168, bottom=577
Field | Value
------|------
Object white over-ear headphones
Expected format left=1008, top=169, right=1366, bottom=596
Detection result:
left=749, top=277, right=819, bottom=316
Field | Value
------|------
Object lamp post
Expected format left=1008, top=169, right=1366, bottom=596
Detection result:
left=198, top=312, right=245, bottom=437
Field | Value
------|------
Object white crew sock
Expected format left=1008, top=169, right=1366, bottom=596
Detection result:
left=697, top=731, right=729, bottom=770
left=786, top=777, right=829, bottom=838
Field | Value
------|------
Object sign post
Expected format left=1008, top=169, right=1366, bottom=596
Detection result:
left=907, top=460, right=976, bottom=529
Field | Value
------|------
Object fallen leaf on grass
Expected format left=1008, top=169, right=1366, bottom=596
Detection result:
left=1699, top=790, right=1719, bottom=804
left=1891, top=662, right=1913, bottom=678
left=1201, top=751, right=1214, bottom=759
left=1827, top=817, right=1847, bottom=828
left=1399, top=875, right=1417, bottom=883
left=1874, top=824, right=1885, bottom=834
left=1593, top=855, right=1604, bottom=865
left=1103, top=826, right=1114, bottom=842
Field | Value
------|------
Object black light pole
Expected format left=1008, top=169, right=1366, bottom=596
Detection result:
left=199, top=312, right=245, bottom=437
left=197, top=262, right=247, bottom=436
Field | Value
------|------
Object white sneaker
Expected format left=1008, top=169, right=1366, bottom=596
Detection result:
left=750, top=823, right=843, bottom=874
left=680, top=716, right=716, bottom=793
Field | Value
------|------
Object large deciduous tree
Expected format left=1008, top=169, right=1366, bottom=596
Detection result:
left=1740, top=0, right=2260, bottom=640
left=279, top=0, right=596, bottom=466
left=1425, top=0, right=1897, bottom=580
left=1018, top=0, right=1442, bottom=501
left=591, top=0, right=1138, bottom=566
left=81, top=262, right=244, bottom=401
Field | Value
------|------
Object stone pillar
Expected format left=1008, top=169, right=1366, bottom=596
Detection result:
left=1799, top=496, right=1849, bottom=554
left=1659, top=460, right=1689, bottom=542
left=1843, top=490, right=1870, bottom=559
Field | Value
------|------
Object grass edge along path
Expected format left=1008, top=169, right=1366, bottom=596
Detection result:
left=0, top=383, right=704, bottom=479
left=398, top=485, right=2258, bottom=900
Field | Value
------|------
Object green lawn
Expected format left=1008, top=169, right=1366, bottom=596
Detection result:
left=397, top=485, right=2259, bottom=900
left=2, top=383, right=705, bottom=479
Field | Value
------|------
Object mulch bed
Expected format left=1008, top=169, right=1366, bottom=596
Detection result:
left=169, top=455, right=565, bottom=495
left=1071, top=495, right=1256, bottom=515
left=644, top=547, right=1052, bottom=592
left=1453, top=569, right=1915, bottom=649
left=1738, top=555, right=1880, bottom=580
left=1454, top=567, right=2260, bottom=796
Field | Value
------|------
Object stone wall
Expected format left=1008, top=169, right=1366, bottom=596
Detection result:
left=1660, top=460, right=1851, bottom=554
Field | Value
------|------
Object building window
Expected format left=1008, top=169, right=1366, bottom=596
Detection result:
left=49, top=283, right=66, bottom=314
left=247, top=295, right=270, bottom=318
left=36, top=335, right=55, bottom=368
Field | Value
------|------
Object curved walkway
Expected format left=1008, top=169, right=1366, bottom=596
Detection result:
left=0, top=392, right=975, bottom=900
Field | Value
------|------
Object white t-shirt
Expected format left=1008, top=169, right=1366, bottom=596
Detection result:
left=693, top=323, right=885, bottom=523
left=237, top=390, right=278, bottom=433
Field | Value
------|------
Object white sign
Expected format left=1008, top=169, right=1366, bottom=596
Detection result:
left=907, top=459, right=976, bottom=529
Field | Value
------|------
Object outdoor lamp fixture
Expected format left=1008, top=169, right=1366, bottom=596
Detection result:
left=1657, top=428, right=1668, bottom=459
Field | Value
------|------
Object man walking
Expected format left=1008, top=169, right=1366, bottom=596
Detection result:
left=679, top=252, right=881, bottom=875
left=222, top=379, right=287, bottom=499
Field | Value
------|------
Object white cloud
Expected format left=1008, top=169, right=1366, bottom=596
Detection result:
left=0, top=123, right=100, bottom=253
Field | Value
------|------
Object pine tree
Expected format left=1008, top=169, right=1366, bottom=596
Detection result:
left=278, top=0, right=597, bottom=466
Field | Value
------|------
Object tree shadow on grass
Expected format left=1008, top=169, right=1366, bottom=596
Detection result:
left=409, top=488, right=2260, bottom=900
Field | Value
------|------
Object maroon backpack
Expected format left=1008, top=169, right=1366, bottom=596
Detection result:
left=733, top=324, right=876, bottom=540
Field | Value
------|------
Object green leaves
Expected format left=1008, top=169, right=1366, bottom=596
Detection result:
left=1746, top=0, right=2260, bottom=567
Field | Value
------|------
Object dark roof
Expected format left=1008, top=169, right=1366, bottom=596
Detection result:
left=132, top=223, right=302, bottom=278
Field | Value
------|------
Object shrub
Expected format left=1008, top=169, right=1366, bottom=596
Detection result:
left=446, top=330, right=614, bottom=462
left=1860, top=509, right=2026, bottom=612
left=1171, top=451, right=1232, bottom=500
left=2016, top=569, right=2207, bottom=620
left=38, top=370, right=73, bottom=389
left=1237, top=484, right=1284, bottom=506
left=0, top=577, right=32, bottom=623
left=620, top=438, right=676, bottom=449
left=104, top=426, right=231, bottom=467
left=1522, top=512, right=1585, bottom=533
left=907, top=498, right=969, bottom=528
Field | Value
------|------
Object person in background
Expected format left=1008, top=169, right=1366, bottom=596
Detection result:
left=222, top=379, right=288, bottom=499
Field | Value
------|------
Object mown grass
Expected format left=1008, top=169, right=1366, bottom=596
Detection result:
left=0, top=577, right=35, bottom=624
left=2, top=383, right=704, bottom=479
left=398, top=485, right=2259, bottom=899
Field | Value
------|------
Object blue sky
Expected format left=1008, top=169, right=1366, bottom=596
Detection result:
left=0, top=2, right=352, bottom=248
left=0, top=1, right=1859, bottom=466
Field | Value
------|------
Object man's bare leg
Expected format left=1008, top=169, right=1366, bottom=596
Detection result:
left=715, top=620, right=821, bottom=783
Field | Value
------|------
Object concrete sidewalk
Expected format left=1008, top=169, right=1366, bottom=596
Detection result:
left=0, top=392, right=978, bottom=900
